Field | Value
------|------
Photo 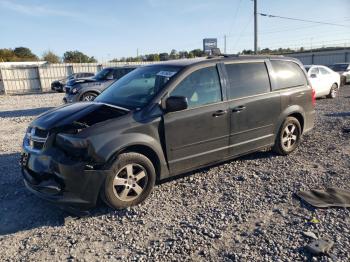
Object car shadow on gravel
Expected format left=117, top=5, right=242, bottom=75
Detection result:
left=159, top=149, right=277, bottom=184
left=0, top=107, right=54, bottom=118
left=0, top=153, right=128, bottom=235
left=0, top=152, right=68, bottom=236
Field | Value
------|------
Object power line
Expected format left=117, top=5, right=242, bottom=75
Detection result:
left=259, top=13, right=350, bottom=28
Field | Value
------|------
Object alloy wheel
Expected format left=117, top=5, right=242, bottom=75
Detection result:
left=112, top=164, right=148, bottom=201
left=82, top=95, right=96, bottom=101
left=282, top=123, right=298, bottom=149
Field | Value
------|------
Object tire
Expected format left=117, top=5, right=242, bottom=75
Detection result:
left=273, top=117, right=302, bottom=155
left=326, top=83, right=338, bottom=99
left=81, top=92, right=97, bottom=102
left=102, top=153, right=156, bottom=209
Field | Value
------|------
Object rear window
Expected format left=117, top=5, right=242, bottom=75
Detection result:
left=270, top=60, right=307, bottom=90
left=225, top=62, right=270, bottom=99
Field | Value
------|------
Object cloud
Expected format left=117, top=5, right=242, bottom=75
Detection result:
left=0, top=0, right=76, bottom=18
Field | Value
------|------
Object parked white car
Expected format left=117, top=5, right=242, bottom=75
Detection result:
left=305, top=65, right=340, bottom=98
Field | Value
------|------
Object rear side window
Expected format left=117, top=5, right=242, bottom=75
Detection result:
left=270, top=60, right=307, bottom=90
left=225, top=62, right=270, bottom=99
left=319, top=67, right=330, bottom=75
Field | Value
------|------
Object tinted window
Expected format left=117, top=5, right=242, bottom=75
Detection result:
left=319, top=67, right=330, bottom=75
left=270, top=60, right=307, bottom=89
left=309, top=67, right=319, bottom=75
left=170, top=66, right=222, bottom=108
left=225, top=62, right=270, bottom=99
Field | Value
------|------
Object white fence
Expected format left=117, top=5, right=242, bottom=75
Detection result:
left=0, top=62, right=154, bottom=94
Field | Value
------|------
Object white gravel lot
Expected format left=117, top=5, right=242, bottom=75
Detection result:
left=0, top=88, right=349, bottom=261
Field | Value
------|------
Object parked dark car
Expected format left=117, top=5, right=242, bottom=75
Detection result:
left=51, top=72, right=95, bottom=92
left=329, top=63, right=350, bottom=85
left=21, top=56, right=315, bottom=211
left=63, top=66, right=137, bottom=103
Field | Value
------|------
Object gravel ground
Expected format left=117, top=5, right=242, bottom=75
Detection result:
left=0, top=88, right=349, bottom=262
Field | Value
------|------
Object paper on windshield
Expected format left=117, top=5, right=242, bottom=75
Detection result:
left=156, top=71, right=177, bottom=78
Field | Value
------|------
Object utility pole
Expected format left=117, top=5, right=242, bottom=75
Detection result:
left=254, top=0, right=258, bottom=54
left=224, top=35, right=227, bottom=54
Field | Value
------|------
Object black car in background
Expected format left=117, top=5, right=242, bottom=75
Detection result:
left=63, top=66, right=137, bottom=103
left=21, top=56, right=315, bottom=210
left=51, top=72, right=95, bottom=92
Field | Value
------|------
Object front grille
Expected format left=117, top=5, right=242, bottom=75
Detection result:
left=25, top=127, right=49, bottom=152
left=34, top=128, right=49, bottom=138
left=32, top=140, right=45, bottom=150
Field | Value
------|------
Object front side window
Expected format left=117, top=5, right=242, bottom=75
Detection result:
left=270, top=60, right=307, bottom=89
left=170, top=66, right=222, bottom=109
left=95, top=65, right=181, bottom=109
left=225, top=62, right=270, bottom=99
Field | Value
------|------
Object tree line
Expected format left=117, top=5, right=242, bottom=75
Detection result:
left=0, top=47, right=97, bottom=63
left=0, top=46, right=343, bottom=64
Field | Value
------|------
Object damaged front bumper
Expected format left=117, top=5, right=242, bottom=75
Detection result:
left=21, top=146, right=109, bottom=210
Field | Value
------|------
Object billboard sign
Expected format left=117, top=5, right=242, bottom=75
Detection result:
left=203, top=38, right=218, bottom=53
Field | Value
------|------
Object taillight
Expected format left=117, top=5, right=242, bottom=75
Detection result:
left=311, top=86, right=316, bottom=106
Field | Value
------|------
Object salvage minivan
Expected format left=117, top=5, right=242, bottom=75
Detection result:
left=21, top=55, right=315, bottom=210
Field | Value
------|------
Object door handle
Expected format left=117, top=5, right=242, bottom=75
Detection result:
left=212, top=110, right=227, bottom=117
left=232, top=105, right=246, bottom=113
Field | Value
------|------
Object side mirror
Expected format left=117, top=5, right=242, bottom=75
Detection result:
left=165, top=96, right=188, bottom=113
left=310, top=74, right=317, bottom=78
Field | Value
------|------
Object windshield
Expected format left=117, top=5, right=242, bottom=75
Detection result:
left=94, top=68, right=113, bottom=80
left=95, top=65, right=182, bottom=109
left=329, top=64, right=348, bottom=72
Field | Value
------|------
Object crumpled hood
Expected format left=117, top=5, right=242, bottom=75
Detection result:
left=31, top=102, right=129, bottom=130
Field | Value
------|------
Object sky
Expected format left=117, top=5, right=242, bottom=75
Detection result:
left=0, top=0, right=349, bottom=61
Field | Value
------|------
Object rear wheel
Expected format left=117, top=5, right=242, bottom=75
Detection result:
left=326, top=83, right=338, bottom=99
left=273, top=117, right=302, bottom=155
left=81, top=92, right=97, bottom=101
left=102, top=153, right=156, bottom=209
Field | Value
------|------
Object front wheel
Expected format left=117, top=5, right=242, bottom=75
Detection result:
left=81, top=92, right=97, bottom=101
left=326, top=83, right=338, bottom=99
left=102, top=153, right=156, bottom=209
left=273, top=117, right=302, bottom=155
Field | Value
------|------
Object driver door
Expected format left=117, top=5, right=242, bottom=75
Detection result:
left=163, top=65, right=230, bottom=174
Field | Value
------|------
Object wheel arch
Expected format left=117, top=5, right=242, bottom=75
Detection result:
left=276, top=106, right=305, bottom=135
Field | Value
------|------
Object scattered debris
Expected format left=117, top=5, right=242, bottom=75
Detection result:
left=306, top=239, right=334, bottom=255
left=302, top=231, right=318, bottom=240
left=297, top=188, right=350, bottom=208
left=309, top=217, right=320, bottom=224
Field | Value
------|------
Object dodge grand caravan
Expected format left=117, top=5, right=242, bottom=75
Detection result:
left=21, top=56, right=315, bottom=210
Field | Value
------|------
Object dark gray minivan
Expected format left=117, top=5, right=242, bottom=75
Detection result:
left=21, top=55, right=315, bottom=211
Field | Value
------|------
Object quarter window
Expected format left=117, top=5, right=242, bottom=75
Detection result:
left=270, top=60, right=307, bottom=90
left=225, top=62, right=270, bottom=99
left=170, top=66, right=222, bottom=108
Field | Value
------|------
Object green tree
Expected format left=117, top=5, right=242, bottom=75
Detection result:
left=63, top=50, right=96, bottom=63
left=189, top=49, right=204, bottom=57
left=42, top=51, right=60, bottom=63
left=159, top=52, right=169, bottom=61
left=13, top=47, right=38, bottom=61
left=0, top=48, right=16, bottom=62
left=169, top=49, right=178, bottom=59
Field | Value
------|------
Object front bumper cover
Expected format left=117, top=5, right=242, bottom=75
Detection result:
left=21, top=147, right=109, bottom=210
